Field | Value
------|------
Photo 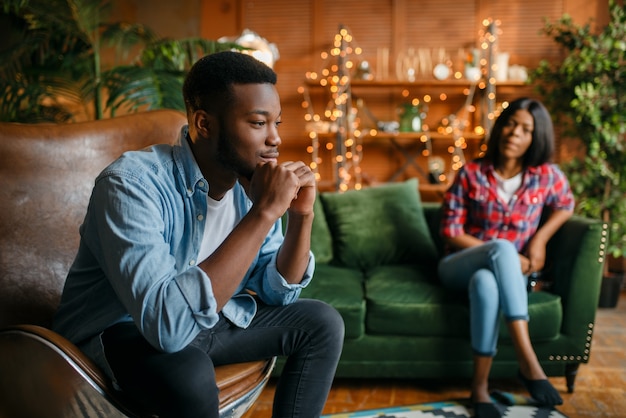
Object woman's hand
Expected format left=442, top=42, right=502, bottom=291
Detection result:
left=519, top=254, right=532, bottom=275
left=522, top=208, right=572, bottom=275
left=520, top=236, right=547, bottom=275
left=525, top=237, right=547, bottom=274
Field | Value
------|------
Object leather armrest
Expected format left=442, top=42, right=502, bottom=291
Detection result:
left=0, top=325, right=275, bottom=417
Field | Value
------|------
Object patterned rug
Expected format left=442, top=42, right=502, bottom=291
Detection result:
left=322, top=391, right=568, bottom=418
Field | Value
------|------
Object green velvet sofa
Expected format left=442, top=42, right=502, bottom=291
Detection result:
left=276, top=179, right=606, bottom=393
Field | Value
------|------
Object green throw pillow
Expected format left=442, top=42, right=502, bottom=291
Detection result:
left=319, top=179, right=438, bottom=270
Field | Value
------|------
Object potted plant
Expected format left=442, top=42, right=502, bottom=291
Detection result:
left=0, top=0, right=242, bottom=122
left=530, top=0, right=626, bottom=306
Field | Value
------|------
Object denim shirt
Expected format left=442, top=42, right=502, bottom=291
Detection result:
left=53, top=126, right=314, bottom=360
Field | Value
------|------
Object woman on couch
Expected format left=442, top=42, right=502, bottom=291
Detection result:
left=438, top=97, right=574, bottom=418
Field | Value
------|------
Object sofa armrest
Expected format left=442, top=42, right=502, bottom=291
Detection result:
left=544, top=215, right=606, bottom=336
left=424, top=202, right=605, bottom=332
left=424, top=202, right=604, bottom=331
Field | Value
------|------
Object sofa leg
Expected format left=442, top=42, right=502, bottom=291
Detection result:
left=565, top=363, right=580, bottom=393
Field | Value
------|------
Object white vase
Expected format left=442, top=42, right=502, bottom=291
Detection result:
left=495, top=52, right=509, bottom=81
left=464, top=66, right=481, bottom=81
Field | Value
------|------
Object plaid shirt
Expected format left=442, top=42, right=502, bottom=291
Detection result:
left=441, top=159, right=575, bottom=253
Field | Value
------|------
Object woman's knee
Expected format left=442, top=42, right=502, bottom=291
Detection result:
left=486, top=239, right=522, bottom=272
left=486, top=239, right=518, bottom=258
left=469, top=269, right=498, bottom=299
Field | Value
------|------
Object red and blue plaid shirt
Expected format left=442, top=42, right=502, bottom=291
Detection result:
left=441, top=159, right=575, bottom=253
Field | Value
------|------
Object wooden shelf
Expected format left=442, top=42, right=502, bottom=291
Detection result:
left=362, top=131, right=483, bottom=142
left=305, top=78, right=530, bottom=89
left=313, top=131, right=484, bottom=143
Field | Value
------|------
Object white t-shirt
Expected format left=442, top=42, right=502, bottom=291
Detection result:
left=197, top=189, right=237, bottom=263
left=494, top=171, right=523, bottom=204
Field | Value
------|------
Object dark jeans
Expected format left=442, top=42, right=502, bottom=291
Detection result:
left=101, top=299, right=344, bottom=418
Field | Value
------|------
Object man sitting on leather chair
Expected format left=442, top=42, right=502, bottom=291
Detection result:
left=53, top=51, right=344, bottom=418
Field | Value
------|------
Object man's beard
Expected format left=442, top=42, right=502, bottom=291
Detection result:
left=215, top=129, right=255, bottom=181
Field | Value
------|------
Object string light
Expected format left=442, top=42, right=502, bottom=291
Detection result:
left=478, top=18, right=501, bottom=138
left=301, top=25, right=364, bottom=191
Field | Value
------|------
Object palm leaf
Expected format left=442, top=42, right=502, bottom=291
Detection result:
left=101, top=66, right=185, bottom=116
left=1, top=2, right=259, bottom=122
left=140, top=38, right=245, bottom=72
left=102, top=39, right=245, bottom=115
left=0, top=0, right=98, bottom=120
left=67, top=0, right=111, bottom=46
left=101, top=22, right=159, bottom=64
left=0, top=77, right=77, bottom=123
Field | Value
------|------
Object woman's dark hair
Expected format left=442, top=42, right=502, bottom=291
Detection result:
left=182, top=51, right=277, bottom=117
left=484, top=97, right=555, bottom=167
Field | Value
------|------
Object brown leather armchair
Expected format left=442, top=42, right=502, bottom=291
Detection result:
left=0, top=110, right=274, bottom=418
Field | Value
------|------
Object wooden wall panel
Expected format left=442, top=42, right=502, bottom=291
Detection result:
left=200, top=0, right=239, bottom=39
left=240, top=1, right=313, bottom=60
left=478, top=0, right=565, bottom=68
left=404, top=1, right=478, bottom=51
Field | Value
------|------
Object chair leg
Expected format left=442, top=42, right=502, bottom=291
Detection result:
left=565, top=362, right=580, bottom=393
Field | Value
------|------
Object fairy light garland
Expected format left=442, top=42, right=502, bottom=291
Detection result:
left=479, top=18, right=501, bottom=139
left=300, top=26, right=363, bottom=191
left=300, top=21, right=500, bottom=189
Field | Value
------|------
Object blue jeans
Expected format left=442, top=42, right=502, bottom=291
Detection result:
left=438, top=239, right=529, bottom=356
left=101, top=298, right=344, bottom=418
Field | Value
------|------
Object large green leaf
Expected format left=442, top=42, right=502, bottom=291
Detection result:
left=101, top=66, right=185, bottom=115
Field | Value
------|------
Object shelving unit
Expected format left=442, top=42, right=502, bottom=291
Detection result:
left=305, top=77, right=484, bottom=190
left=301, top=22, right=531, bottom=195
left=304, top=76, right=533, bottom=195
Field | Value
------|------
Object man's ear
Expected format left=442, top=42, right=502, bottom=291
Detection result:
left=191, top=110, right=214, bottom=138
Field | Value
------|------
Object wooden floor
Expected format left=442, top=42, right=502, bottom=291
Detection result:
left=244, top=290, right=626, bottom=417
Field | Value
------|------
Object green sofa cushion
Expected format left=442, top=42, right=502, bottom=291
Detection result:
left=365, top=265, right=469, bottom=337
left=319, top=179, right=438, bottom=271
left=501, top=291, right=563, bottom=342
left=300, top=263, right=366, bottom=339
left=365, top=265, right=562, bottom=342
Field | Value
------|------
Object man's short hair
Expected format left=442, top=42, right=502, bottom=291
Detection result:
left=183, top=51, right=277, bottom=117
